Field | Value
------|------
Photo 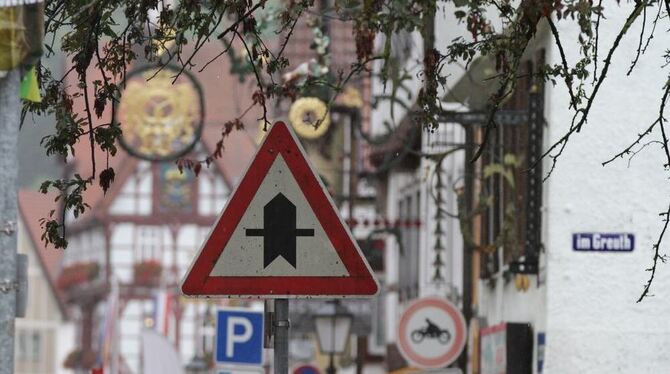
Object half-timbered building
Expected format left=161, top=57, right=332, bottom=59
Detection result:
left=53, top=39, right=260, bottom=373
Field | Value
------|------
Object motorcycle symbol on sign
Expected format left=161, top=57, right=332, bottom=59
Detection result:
left=411, top=318, right=451, bottom=344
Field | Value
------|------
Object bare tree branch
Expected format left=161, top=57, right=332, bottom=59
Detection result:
left=638, top=204, right=670, bottom=302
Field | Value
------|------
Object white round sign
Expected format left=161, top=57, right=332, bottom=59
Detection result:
left=397, top=296, right=467, bottom=368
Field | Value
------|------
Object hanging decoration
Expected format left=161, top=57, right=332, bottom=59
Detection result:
left=0, top=2, right=43, bottom=75
left=115, top=65, right=204, bottom=161
left=133, top=260, right=163, bottom=287
left=288, top=97, right=331, bottom=139
left=514, top=274, right=530, bottom=292
left=158, top=163, right=194, bottom=213
left=20, top=65, right=40, bottom=102
left=56, top=262, right=100, bottom=290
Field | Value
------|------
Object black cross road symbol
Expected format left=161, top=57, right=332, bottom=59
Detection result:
left=245, top=193, right=314, bottom=268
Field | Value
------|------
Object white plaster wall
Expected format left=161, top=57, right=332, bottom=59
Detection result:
left=434, top=3, right=478, bottom=103
left=370, top=3, right=474, bottom=137
left=370, top=29, right=423, bottom=137
left=434, top=2, right=510, bottom=106
left=478, top=274, right=546, bottom=325
left=542, top=4, right=670, bottom=373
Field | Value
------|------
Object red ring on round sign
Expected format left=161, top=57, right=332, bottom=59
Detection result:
left=397, top=296, right=467, bottom=368
left=293, top=364, right=321, bottom=374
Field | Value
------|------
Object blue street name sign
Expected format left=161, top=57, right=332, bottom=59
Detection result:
left=572, top=233, right=634, bottom=252
left=216, top=308, right=264, bottom=366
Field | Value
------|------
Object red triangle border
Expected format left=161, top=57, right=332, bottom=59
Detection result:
left=181, top=121, right=379, bottom=297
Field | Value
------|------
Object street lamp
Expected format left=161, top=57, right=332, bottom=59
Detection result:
left=314, top=301, right=353, bottom=374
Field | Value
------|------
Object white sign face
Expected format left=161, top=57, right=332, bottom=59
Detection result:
left=210, top=155, right=348, bottom=277
left=398, top=297, right=467, bottom=368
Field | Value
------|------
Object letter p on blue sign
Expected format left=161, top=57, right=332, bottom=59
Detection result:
left=216, top=308, right=264, bottom=366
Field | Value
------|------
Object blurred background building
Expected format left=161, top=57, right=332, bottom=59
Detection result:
left=16, top=1, right=387, bottom=372
left=15, top=191, right=75, bottom=374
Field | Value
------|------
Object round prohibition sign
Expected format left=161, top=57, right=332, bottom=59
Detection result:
left=293, top=364, right=321, bottom=374
left=397, top=296, right=467, bottom=368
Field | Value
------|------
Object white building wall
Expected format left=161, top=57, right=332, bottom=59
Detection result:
left=541, top=5, right=670, bottom=373
left=434, top=2, right=509, bottom=107
left=370, top=2, right=477, bottom=138
left=478, top=277, right=546, bottom=325
left=372, top=3, right=670, bottom=373
left=370, top=30, right=423, bottom=138
left=375, top=5, right=490, bottom=358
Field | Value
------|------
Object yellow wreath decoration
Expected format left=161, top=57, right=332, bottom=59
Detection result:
left=119, top=70, right=199, bottom=157
left=514, top=274, right=530, bottom=292
left=288, top=97, right=331, bottom=139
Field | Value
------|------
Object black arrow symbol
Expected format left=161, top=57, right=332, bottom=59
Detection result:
left=246, top=193, right=314, bottom=268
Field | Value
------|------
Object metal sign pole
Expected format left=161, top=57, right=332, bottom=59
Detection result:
left=0, top=69, right=20, bottom=374
left=274, top=298, right=289, bottom=374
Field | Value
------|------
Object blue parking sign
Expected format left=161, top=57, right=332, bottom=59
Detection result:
left=216, top=308, right=264, bottom=365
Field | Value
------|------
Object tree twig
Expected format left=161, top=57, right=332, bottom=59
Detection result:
left=638, top=203, right=670, bottom=302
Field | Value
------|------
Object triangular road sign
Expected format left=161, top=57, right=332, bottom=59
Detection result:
left=181, top=121, right=379, bottom=298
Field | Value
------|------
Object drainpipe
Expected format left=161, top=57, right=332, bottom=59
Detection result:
left=458, top=125, right=475, bottom=371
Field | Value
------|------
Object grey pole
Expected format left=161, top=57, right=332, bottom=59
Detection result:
left=274, top=298, right=289, bottom=374
left=0, top=69, right=21, bottom=373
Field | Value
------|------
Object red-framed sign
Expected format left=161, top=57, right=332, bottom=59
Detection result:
left=181, top=121, right=379, bottom=298
left=397, top=296, right=467, bottom=368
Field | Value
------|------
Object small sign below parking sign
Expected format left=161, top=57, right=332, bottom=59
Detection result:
left=217, top=367, right=264, bottom=374
left=572, top=233, right=634, bottom=252
left=216, top=308, right=264, bottom=366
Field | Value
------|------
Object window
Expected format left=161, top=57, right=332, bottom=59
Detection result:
left=479, top=59, right=543, bottom=278
left=198, top=172, right=228, bottom=216
left=137, top=226, right=165, bottom=262
left=17, top=330, right=27, bottom=360
left=120, top=300, right=154, bottom=373
left=111, top=224, right=172, bottom=283
left=16, top=329, right=41, bottom=362
left=179, top=302, right=206, bottom=364
left=176, top=226, right=209, bottom=276
left=31, top=331, right=41, bottom=360
left=109, top=161, right=153, bottom=215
